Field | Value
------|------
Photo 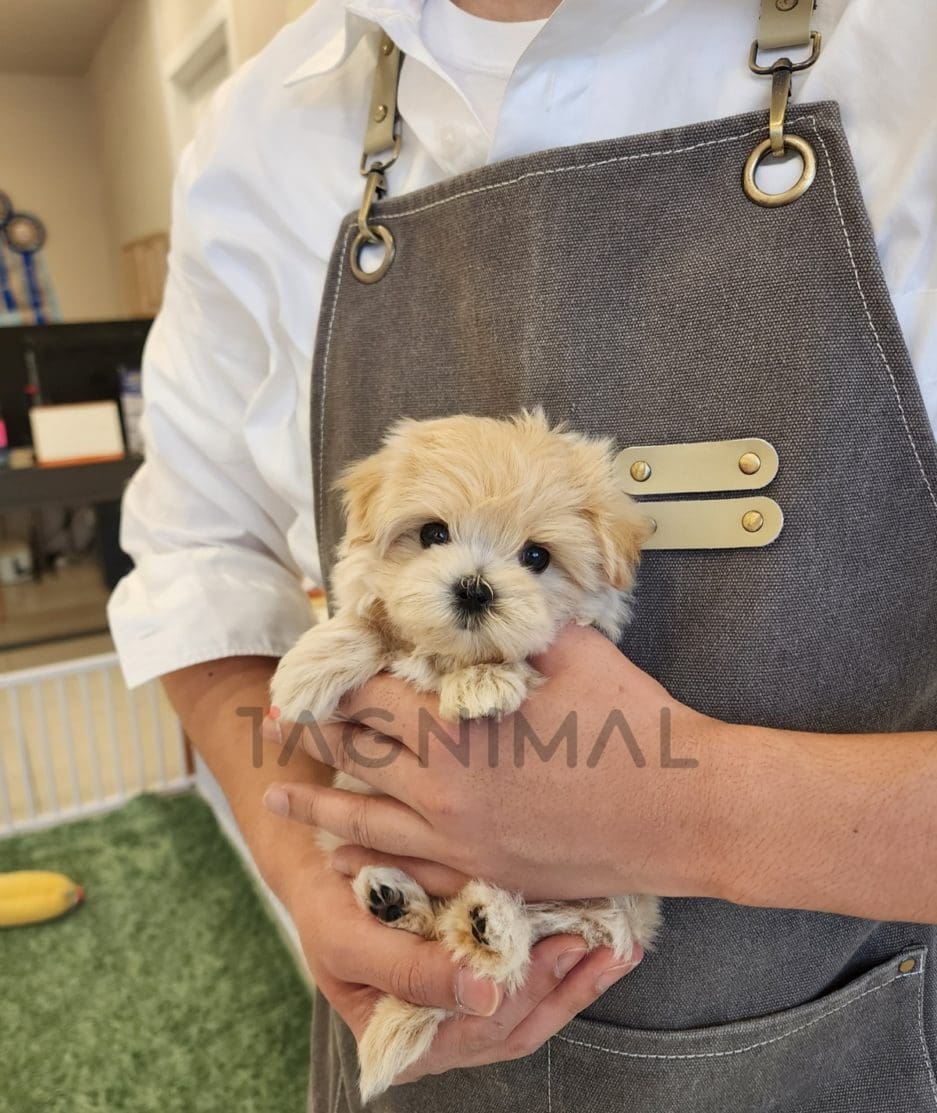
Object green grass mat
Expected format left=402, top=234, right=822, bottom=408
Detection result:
left=0, top=792, right=312, bottom=1112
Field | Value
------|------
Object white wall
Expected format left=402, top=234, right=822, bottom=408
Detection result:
left=152, top=0, right=306, bottom=66
left=88, top=0, right=175, bottom=288
left=286, top=0, right=317, bottom=22
left=0, top=0, right=320, bottom=323
left=0, top=74, right=121, bottom=321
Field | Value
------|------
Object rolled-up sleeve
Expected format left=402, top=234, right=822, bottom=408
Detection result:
left=108, top=149, right=314, bottom=688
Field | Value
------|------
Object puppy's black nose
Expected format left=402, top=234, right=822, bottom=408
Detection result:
left=453, top=574, right=495, bottom=614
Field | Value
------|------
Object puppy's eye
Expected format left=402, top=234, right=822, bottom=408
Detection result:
left=419, top=521, right=450, bottom=548
left=519, top=542, right=550, bottom=573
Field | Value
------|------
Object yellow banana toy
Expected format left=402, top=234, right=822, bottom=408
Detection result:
left=0, top=870, right=85, bottom=928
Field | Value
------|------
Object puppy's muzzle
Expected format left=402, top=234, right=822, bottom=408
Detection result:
left=453, top=574, right=495, bottom=624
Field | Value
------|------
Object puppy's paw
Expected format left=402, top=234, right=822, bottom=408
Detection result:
left=437, top=880, right=533, bottom=993
left=612, top=892, right=662, bottom=954
left=269, top=647, right=340, bottom=724
left=353, top=866, right=437, bottom=939
left=527, top=893, right=661, bottom=963
left=437, top=661, right=541, bottom=721
left=358, top=997, right=447, bottom=1102
left=269, top=616, right=386, bottom=724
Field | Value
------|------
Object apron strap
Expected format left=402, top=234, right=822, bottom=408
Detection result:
left=755, top=0, right=815, bottom=52
left=352, top=32, right=403, bottom=284
left=743, top=1, right=821, bottom=206
left=361, top=33, right=403, bottom=172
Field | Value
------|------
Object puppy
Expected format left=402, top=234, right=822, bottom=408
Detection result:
left=270, top=410, right=661, bottom=1102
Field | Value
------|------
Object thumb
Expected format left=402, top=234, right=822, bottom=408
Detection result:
left=352, top=928, right=502, bottom=1017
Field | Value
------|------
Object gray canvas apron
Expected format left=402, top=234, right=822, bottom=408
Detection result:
left=303, top=30, right=937, bottom=1113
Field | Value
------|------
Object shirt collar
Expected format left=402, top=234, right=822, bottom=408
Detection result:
left=283, top=0, right=646, bottom=87
left=283, top=2, right=420, bottom=86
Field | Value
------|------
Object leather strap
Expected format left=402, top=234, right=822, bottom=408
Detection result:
left=756, top=0, right=815, bottom=51
left=616, top=438, right=779, bottom=496
left=640, top=496, right=784, bottom=550
left=362, top=33, right=402, bottom=165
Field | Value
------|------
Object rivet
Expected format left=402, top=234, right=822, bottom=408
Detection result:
left=381, top=39, right=394, bottom=55
left=646, top=517, right=658, bottom=535
left=630, top=460, right=652, bottom=483
left=374, top=104, right=388, bottom=123
left=742, top=510, right=764, bottom=533
left=899, top=958, right=916, bottom=974
left=775, top=0, right=798, bottom=11
left=739, top=452, right=762, bottom=476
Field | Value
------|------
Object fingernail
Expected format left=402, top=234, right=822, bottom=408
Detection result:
left=594, top=959, right=640, bottom=994
left=554, top=947, right=587, bottom=979
left=263, top=786, right=290, bottom=817
left=455, top=970, right=501, bottom=1017
left=262, top=716, right=283, bottom=746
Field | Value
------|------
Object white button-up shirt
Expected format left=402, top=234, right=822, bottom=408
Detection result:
left=108, top=0, right=937, bottom=687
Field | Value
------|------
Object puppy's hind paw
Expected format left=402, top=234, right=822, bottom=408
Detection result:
left=437, top=880, right=533, bottom=994
left=358, top=997, right=446, bottom=1102
left=352, top=866, right=437, bottom=939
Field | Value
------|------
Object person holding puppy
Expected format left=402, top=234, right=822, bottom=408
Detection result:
left=109, top=0, right=937, bottom=1110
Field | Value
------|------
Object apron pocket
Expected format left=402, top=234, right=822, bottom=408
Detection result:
left=549, top=947, right=937, bottom=1113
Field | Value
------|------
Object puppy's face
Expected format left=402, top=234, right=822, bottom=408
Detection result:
left=333, top=411, right=649, bottom=664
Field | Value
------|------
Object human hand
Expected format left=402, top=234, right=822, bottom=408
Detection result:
left=278, top=845, right=642, bottom=1086
left=264, top=624, right=719, bottom=902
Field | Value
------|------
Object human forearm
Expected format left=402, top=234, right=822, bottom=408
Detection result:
left=163, top=661, right=643, bottom=1082
left=261, top=625, right=937, bottom=925
left=161, top=656, right=331, bottom=907
left=701, top=716, right=937, bottom=921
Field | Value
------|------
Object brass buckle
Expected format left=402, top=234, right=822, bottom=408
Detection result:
left=748, top=30, right=822, bottom=76
left=350, top=32, right=403, bottom=283
left=350, top=223, right=395, bottom=284
left=350, top=167, right=396, bottom=283
left=350, top=164, right=397, bottom=283
left=743, top=133, right=816, bottom=208
left=743, top=30, right=821, bottom=206
left=359, top=132, right=401, bottom=177
left=356, top=168, right=386, bottom=244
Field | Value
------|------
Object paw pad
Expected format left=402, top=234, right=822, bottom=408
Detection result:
left=369, top=883, right=406, bottom=924
left=469, top=906, right=489, bottom=946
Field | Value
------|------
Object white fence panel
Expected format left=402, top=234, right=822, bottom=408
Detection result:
left=0, top=652, right=192, bottom=838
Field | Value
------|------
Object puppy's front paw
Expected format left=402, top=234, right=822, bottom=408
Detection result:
left=437, top=880, right=533, bottom=993
left=269, top=617, right=386, bottom=723
left=437, top=661, right=541, bottom=721
left=352, top=866, right=437, bottom=939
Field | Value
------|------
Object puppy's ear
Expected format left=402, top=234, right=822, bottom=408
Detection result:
left=336, top=453, right=385, bottom=546
left=587, top=495, right=650, bottom=591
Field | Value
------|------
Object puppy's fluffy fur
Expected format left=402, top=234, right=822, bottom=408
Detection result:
left=271, top=410, right=661, bottom=1101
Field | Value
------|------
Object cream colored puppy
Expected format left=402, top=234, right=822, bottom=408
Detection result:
left=270, top=410, right=660, bottom=1102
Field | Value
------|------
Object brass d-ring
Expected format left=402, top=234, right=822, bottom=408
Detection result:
left=743, top=134, right=816, bottom=208
left=350, top=224, right=395, bottom=283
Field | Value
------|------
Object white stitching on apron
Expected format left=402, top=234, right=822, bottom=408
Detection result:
left=914, top=954, right=937, bottom=1109
left=318, top=224, right=355, bottom=526
left=319, top=111, right=937, bottom=526
left=386, top=121, right=802, bottom=221
left=554, top=968, right=920, bottom=1062
left=806, top=119, right=937, bottom=517
left=316, top=122, right=814, bottom=532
